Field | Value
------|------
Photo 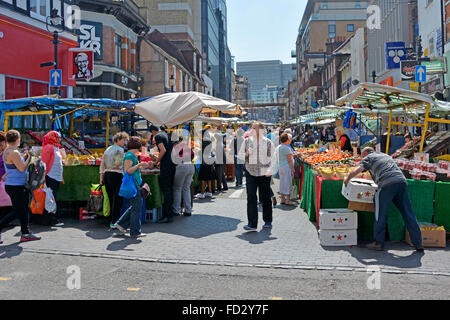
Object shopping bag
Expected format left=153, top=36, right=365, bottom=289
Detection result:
left=43, top=184, right=57, bottom=214
left=0, top=181, right=12, bottom=207
left=30, top=184, right=46, bottom=215
left=118, top=173, right=137, bottom=199
left=290, top=184, right=298, bottom=200
left=101, top=185, right=110, bottom=217
left=88, top=184, right=103, bottom=213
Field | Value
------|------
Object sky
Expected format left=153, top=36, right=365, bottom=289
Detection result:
left=227, top=0, right=307, bottom=65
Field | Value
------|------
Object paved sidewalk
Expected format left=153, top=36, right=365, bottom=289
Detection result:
left=1, top=192, right=449, bottom=275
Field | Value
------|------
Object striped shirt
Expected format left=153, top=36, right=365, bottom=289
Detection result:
left=360, top=152, right=406, bottom=188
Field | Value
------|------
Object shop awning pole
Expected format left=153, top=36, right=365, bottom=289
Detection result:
left=105, top=111, right=110, bottom=148
left=419, top=103, right=431, bottom=153
left=3, top=110, right=9, bottom=131
left=386, top=109, right=393, bottom=154
left=69, top=113, right=74, bottom=137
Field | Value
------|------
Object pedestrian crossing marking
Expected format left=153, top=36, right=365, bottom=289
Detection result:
left=270, top=297, right=283, bottom=300
left=0, top=277, right=12, bottom=281
left=127, top=288, right=141, bottom=291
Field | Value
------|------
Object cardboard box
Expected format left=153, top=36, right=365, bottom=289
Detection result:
left=319, top=209, right=358, bottom=230
left=341, top=178, right=378, bottom=204
left=405, top=228, right=446, bottom=248
left=348, top=201, right=375, bottom=212
left=319, top=229, right=357, bottom=246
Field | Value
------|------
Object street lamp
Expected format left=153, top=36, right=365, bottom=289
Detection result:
left=45, top=8, right=64, bottom=97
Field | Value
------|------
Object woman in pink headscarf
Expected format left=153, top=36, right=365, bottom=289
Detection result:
left=40, top=131, right=64, bottom=227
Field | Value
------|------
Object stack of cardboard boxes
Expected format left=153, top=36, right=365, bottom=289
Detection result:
left=318, top=209, right=358, bottom=246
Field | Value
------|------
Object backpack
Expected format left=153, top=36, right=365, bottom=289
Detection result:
left=25, top=158, right=46, bottom=193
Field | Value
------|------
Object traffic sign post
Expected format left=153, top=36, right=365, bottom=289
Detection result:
left=50, top=69, right=62, bottom=87
left=415, top=66, right=427, bottom=83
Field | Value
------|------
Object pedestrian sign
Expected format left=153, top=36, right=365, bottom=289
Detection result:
left=50, top=69, right=62, bottom=87
left=415, top=66, right=426, bottom=83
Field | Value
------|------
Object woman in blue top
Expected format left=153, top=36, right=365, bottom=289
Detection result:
left=0, top=130, right=40, bottom=244
left=113, top=137, right=151, bottom=238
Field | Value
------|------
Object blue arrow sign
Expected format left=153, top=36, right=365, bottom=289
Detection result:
left=415, top=66, right=426, bottom=83
left=50, top=69, right=62, bottom=87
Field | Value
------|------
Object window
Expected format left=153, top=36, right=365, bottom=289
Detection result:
left=355, top=2, right=361, bottom=8
left=172, top=65, right=176, bottom=91
left=115, top=35, right=122, bottom=68
left=30, top=0, right=50, bottom=22
left=165, top=60, right=169, bottom=88
left=347, top=24, right=354, bottom=32
left=179, top=70, right=183, bottom=92
left=5, top=77, right=27, bottom=100
left=30, top=81, right=49, bottom=97
left=193, top=52, right=197, bottom=74
left=328, top=23, right=336, bottom=40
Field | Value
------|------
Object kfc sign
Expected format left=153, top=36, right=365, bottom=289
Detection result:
left=78, top=21, right=102, bottom=60
left=70, top=49, right=94, bottom=80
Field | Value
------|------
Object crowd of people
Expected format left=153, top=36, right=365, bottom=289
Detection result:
left=0, top=122, right=424, bottom=251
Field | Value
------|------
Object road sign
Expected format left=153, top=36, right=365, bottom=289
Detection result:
left=386, top=42, right=406, bottom=69
left=410, top=82, right=419, bottom=92
left=415, top=66, right=427, bottom=83
left=50, top=69, right=62, bottom=87
left=401, top=60, right=418, bottom=80
left=421, top=59, right=446, bottom=75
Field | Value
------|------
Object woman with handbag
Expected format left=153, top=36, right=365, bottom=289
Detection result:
left=100, top=132, right=129, bottom=228
left=114, top=137, right=151, bottom=238
left=0, top=130, right=40, bottom=244
left=40, top=131, right=64, bottom=227
left=0, top=132, right=12, bottom=220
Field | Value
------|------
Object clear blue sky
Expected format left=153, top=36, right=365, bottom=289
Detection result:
left=227, top=0, right=307, bottom=65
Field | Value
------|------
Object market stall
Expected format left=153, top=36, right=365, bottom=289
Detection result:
left=296, top=83, right=450, bottom=243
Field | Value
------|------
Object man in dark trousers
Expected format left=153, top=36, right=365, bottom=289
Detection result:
left=150, top=125, right=175, bottom=223
left=344, top=147, right=423, bottom=252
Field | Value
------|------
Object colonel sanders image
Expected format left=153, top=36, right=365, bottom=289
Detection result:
left=73, top=52, right=92, bottom=79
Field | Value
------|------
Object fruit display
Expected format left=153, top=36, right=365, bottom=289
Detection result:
left=303, top=150, right=353, bottom=165
left=63, top=153, right=103, bottom=166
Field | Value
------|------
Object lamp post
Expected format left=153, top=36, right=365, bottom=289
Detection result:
left=45, top=8, right=64, bottom=97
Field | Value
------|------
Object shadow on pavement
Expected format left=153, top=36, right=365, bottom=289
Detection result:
left=142, top=214, right=241, bottom=239
left=106, top=236, right=143, bottom=252
left=236, top=229, right=277, bottom=244
left=0, top=242, right=23, bottom=259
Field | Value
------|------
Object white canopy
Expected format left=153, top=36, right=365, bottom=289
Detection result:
left=135, top=92, right=242, bottom=128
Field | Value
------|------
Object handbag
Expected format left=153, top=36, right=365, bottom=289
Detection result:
left=43, top=184, right=57, bottom=214
left=88, top=184, right=103, bottom=213
left=0, top=181, right=12, bottom=207
left=118, top=173, right=137, bottom=199
left=141, top=183, right=151, bottom=199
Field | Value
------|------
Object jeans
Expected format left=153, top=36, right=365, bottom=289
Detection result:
left=215, top=164, right=228, bottom=190
left=374, top=182, right=422, bottom=247
left=172, top=163, right=195, bottom=214
left=245, top=172, right=272, bottom=228
left=103, top=172, right=124, bottom=224
left=116, top=191, right=142, bottom=236
left=235, top=164, right=245, bottom=185
left=1, top=185, right=30, bottom=234
left=160, top=164, right=175, bottom=219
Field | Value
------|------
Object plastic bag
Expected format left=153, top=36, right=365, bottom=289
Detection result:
left=118, top=173, right=137, bottom=199
left=30, top=184, right=46, bottom=215
left=43, top=184, right=57, bottom=214
left=0, top=181, right=12, bottom=207
left=88, top=185, right=103, bottom=213
left=90, top=184, right=110, bottom=217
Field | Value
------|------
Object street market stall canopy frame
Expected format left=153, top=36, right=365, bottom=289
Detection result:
left=335, top=83, right=450, bottom=153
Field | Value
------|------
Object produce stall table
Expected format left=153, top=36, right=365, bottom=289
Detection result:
left=57, top=165, right=163, bottom=210
left=299, top=162, right=441, bottom=241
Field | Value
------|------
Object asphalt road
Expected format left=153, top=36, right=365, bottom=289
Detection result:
left=1, top=252, right=449, bottom=300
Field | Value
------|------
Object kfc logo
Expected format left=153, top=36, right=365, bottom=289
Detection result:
left=70, top=50, right=94, bottom=80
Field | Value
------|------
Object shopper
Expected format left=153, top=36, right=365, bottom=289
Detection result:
left=40, top=131, right=64, bottom=227
left=0, top=132, right=11, bottom=220
left=195, top=128, right=215, bottom=199
left=214, top=131, right=228, bottom=192
left=172, top=136, right=195, bottom=216
left=234, top=127, right=245, bottom=187
left=335, top=126, right=353, bottom=153
left=277, top=133, right=296, bottom=206
left=0, top=130, right=40, bottom=244
left=150, top=125, right=176, bottom=223
left=114, top=136, right=150, bottom=238
left=243, top=122, right=273, bottom=231
left=344, top=147, right=424, bottom=252
left=100, top=132, right=129, bottom=228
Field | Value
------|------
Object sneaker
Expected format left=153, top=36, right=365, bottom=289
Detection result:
left=53, top=222, right=64, bottom=227
left=272, top=197, right=277, bottom=207
left=157, top=217, right=174, bottom=223
left=114, top=223, right=127, bottom=234
left=222, top=187, right=229, bottom=191
left=366, top=241, right=384, bottom=251
left=183, top=212, right=192, bottom=217
left=194, top=193, right=205, bottom=199
left=415, top=246, right=425, bottom=252
left=205, top=192, right=213, bottom=198
left=263, top=222, right=272, bottom=229
left=110, top=223, right=116, bottom=229
left=243, top=225, right=257, bottom=232
left=20, top=234, right=41, bottom=242
left=130, top=233, right=146, bottom=239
